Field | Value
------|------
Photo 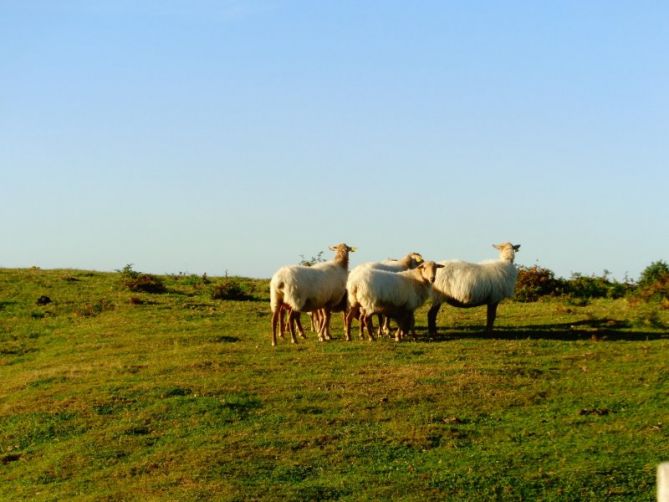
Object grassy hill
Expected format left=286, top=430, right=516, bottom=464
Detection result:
left=1, top=267, right=668, bottom=500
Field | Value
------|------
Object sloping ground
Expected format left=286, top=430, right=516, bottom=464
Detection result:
left=1, top=268, right=668, bottom=500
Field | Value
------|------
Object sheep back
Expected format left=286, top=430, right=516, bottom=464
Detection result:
left=270, top=263, right=348, bottom=313
left=348, top=268, right=430, bottom=316
left=432, top=260, right=518, bottom=307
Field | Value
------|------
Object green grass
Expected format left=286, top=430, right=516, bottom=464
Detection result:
left=1, top=267, right=668, bottom=500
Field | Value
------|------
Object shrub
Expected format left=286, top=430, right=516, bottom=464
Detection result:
left=638, top=260, right=669, bottom=288
left=515, top=265, right=565, bottom=302
left=515, top=266, right=633, bottom=302
left=635, top=262, right=669, bottom=304
left=118, top=264, right=167, bottom=294
left=565, top=271, right=628, bottom=300
left=211, top=279, right=254, bottom=301
left=566, top=273, right=611, bottom=299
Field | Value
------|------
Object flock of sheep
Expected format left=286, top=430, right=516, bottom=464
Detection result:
left=269, top=242, right=521, bottom=346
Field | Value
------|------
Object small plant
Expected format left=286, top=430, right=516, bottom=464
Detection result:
left=211, top=279, right=254, bottom=301
left=299, top=251, right=325, bottom=267
left=117, top=264, right=166, bottom=294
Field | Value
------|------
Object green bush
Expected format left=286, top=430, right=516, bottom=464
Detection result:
left=565, top=271, right=628, bottom=300
left=515, top=265, right=565, bottom=302
left=638, top=260, right=669, bottom=288
left=515, top=267, right=632, bottom=302
left=118, top=264, right=167, bottom=294
left=635, top=261, right=669, bottom=303
left=211, top=279, right=254, bottom=301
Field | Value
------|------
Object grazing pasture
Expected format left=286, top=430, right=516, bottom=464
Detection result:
left=1, top=268, right=668, bottom=500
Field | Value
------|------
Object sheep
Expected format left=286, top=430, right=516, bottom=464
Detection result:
left=427, top=242, right=521, bottom=335
left=345, top=261, right=444, bottom=342
left=346, top=252, right=424, bottom=337
left=270, top=243, right=356, bottom=346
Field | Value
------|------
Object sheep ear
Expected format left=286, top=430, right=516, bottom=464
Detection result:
left=436, top=263, right=445, bottom=268
left=349, top=246, right=357, bottom=252
left=492, top=244, right=501, bottom=250
left=329, top=245, right=336, bottom=251
left=513, top=244, right=521, bottom=251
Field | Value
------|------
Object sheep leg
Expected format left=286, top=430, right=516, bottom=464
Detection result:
left=311, top=309, right=321, bottom=333
left=287, top=311, right=299, bottom=344
left=396, top=314, right=410, bottom=342
left=427, top=304, right=441, bottom=336
left=319, top=309, right=332, bottom=341
left=359, top=313, right=367, bottom=340
left=409, top=313, right=417, bottom=340
left=271, top=308, right=281, bottom=346
left=364, top=314, right=376, bottom=341
left=279, top=306, right=287, bottom=338
left=382, top=316, right=391, bottom=336
left=486, top=302, right=499, bottom=333
left=318, top=309, right=327, bottom=335
left=376, top=314, right=384, bottom=338
left=344, top=306, right=358, bottom=341
left=294, top=313, right=306, bottom=339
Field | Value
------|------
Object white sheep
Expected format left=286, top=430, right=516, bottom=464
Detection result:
left=347, top=252, right=424, bottom=337
left=346, top=261, right=443, bottom=342
left=428, top=242, right=521, bottom=334
left=270, top=243, right=356, bottom=346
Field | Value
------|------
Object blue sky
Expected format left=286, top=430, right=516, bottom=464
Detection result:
left=2, top=1, right=667, bottom=280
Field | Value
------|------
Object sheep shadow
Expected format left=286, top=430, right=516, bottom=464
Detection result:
left=412, top=320, right=669, bottom=343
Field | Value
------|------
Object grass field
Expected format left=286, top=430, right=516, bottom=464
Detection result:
left=1, top=267, right=668, bottom=500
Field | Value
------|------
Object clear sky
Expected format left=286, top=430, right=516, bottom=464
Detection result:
left=2, top=1, right=667, bottom=280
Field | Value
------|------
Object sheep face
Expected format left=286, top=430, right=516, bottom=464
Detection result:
left=329, top=243, right=357, bottom=254
left=329, top=243, right=356, bottom=268
left=417, top=261, right=444, bottom=284
left=493, top=242, right=521, bottom=263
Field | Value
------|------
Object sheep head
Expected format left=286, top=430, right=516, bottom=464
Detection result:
left=329, top=243, right=356, bottom=268
left=329, top=243, right=356, bottom=253
left=493, top=242, right=521, bottom=263
left=417, top=261, right=444, bottom=284
left=390, top=252, right=424, bottom=269
left=408, top=252, right=424, bottom=268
